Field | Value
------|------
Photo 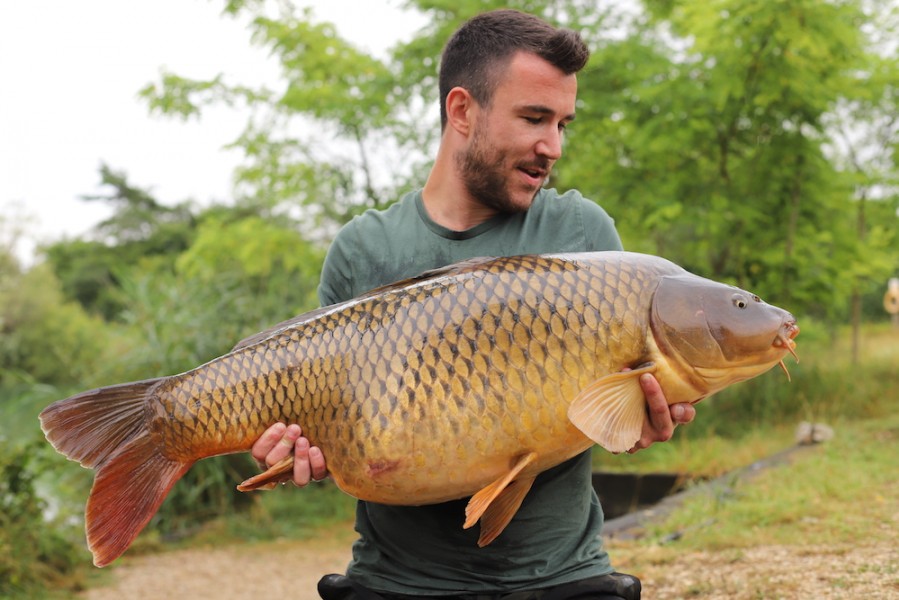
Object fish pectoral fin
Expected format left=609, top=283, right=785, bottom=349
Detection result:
left=236, top=455, right=294, bottom=492
left=464, top=452, right=538, bottom=540
left=567, top=365, right=656, bottom=454
left=476, top=476, right=536, bottom=547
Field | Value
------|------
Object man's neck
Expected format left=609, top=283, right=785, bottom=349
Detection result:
left=420, top=152, right=499, bottom=232
left=420, top=184, right=498, bottom=232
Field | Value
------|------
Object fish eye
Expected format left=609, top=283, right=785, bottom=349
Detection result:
left=732, top=294, right=749, bottom=309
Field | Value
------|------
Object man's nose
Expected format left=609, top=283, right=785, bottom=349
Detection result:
left=536, top=128, right=563, bottom=160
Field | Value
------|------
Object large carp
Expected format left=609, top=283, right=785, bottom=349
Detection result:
left=40, top=251, right=798, bottom=567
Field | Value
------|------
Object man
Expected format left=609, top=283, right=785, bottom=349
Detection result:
left=252, top=9, right=695, bottom=600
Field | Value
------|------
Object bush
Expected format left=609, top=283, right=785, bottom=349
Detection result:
left=0, top=438, right=88, bottom=598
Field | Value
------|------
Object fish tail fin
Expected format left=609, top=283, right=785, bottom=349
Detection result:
left=40, top=379, right=193, bottom=567
left=87, top=432, right=191, bottom=566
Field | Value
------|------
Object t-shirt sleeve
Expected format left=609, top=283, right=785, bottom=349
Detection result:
left=579, top=197, right=624, bottom=252
left=317, top=223, right=357, bottom=306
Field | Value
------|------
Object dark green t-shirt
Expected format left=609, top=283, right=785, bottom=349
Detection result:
left=317, top=188, right=623, bottom=595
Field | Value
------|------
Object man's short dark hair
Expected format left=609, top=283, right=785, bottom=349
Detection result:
left=438, top=9, right=590, bottom=129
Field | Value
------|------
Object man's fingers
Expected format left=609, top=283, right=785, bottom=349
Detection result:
left=251, top=422, right=286, bottom=464
left=308, top=446, right=328, bottom=481
left=640, top=374, right=674, bottom=439
left=672, top=403, right=696, bottom=424
left=293, top=437, right=312, bottom=486
left=627, top=374, right=696, bottom=455
left=266, top=424, right=301, bottom=467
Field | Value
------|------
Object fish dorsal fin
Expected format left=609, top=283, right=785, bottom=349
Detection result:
left=567, top=365, right=656, bottom=454
left=464, top=452, right=537, bottom=544
left=231, top=306, right=336, bottom=352
left=231, top=257, right=498, bottom=352
left=358, top=256, right=498, bottom=299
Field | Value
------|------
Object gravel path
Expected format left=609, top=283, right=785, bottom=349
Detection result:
left=615, top=542, right=899, bottom=599
left=80, top=531, right=354, bottom=600
left=79, top=523, right=898, bottom=600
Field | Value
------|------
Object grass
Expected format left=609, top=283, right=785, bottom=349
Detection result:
left=599, top=322, right=899, bottom=595
left=635, top=414, right=899, bottom=550
left=34, top=321, right=899, bottom=597
left=603, top=413, right=899, bottom=598
left=593, top=320, right=898, bottom=478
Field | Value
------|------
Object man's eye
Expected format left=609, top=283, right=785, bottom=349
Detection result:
left=524, top=117, right=542, bottom=124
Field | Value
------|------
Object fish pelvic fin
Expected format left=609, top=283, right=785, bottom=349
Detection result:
left=476, top=476, right=536, bottom=547
left=464, top=452, right=537, bottom=545
left=39, top=379, right=192, bottom=567
left=567, top=365, right=656, bottom=454
left=236, top=455, right=295, bottom=491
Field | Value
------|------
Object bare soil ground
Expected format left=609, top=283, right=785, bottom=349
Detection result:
left=79, top=522, right=898, bottom=600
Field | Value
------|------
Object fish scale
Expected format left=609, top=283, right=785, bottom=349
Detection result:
left=39, top=251, right=799, bottom=566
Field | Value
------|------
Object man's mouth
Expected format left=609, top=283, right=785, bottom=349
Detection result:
left=518, top=165, right=548, bottom=184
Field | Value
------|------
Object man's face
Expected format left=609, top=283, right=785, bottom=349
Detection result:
left=456, top=52, right=578, bottom=214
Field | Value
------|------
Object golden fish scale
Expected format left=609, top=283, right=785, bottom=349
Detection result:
left=148, top=254, right=676, bottom=504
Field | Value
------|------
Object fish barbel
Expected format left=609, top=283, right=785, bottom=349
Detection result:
left=40, top=251, right=799, bottom=566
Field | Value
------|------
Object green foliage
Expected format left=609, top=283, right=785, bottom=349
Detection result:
left=43, top=164, right=197, bottom=319
left=104, top=216, right=323, bottom=381
left=83, top=163, right=197, bottom=246
left=0, top=261, right=112, bottom=387
left=561, top=0, right=898, bottom=322
left=206, top=481, right=356, bottom=543
left=175, top=214, right=323, bottom=316
left=0, top=438, right=87, bottom=598
left=4, top=3, right=898, bottom=590
left=139, top=0, right=899, bottom=323
left=141, top=3, right=433, bottom=229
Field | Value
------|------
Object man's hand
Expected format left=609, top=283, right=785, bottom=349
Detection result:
left=251, top=422, right=328, bottom=486
left=628, top=373, right=696, bottom=454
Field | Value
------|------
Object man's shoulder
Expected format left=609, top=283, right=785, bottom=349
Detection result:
left=338, top=190, right=420, bottom=238
left=529, top=188, right=614, bottom=227
left=523, top=188, right=622, bottom=253
left=320, top=191, right=423, bottom=305
left=531, top=188, right=609, bottom=218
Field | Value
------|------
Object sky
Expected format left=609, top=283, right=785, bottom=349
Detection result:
left=0, top=0, right=425, bottom=264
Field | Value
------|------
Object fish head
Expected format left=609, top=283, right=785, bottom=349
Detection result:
left=650, top=274, right=799, bottom=394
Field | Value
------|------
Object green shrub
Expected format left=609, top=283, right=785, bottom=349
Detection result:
left=0, top=438, right=88, bottom=598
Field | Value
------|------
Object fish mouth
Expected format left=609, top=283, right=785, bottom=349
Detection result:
left=773, top=319, right=800, bottom=380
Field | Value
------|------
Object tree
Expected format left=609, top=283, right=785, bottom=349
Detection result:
left=43, top=164, right=198, bottom=319
left=821, top=0, right=899, bottom=357
left=0, top=258, right=110, bottom=388
left=560, top=0, right=898, bottom=321
left=140, top=3, right=437, bottom=239
left=140, top=0, right=898, bottom=322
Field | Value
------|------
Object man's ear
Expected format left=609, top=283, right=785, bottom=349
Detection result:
left=445, top=87, right=476, bottom=137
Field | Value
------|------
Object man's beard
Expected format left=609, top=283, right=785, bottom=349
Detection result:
left=456, top=129, right=545, bottom=214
